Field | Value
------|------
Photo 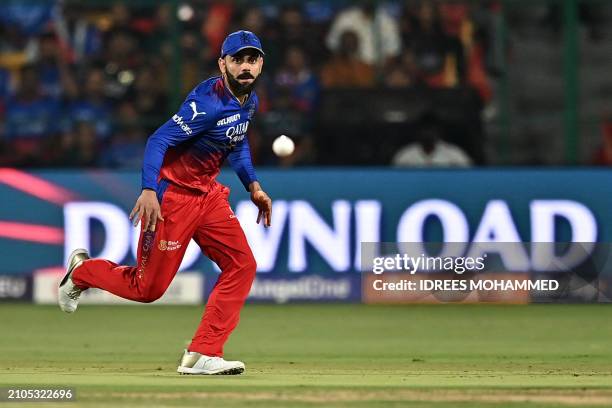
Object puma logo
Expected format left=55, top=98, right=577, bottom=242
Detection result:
left=190, top=101, right=206, bottom=121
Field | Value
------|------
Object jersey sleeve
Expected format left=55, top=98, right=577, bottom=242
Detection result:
left=227, top=136, right=258, bottom=192
left=141, top=96, right=217, bottom=190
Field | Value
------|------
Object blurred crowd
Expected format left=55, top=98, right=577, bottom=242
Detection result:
left=0, top=0, right=607, bottom=168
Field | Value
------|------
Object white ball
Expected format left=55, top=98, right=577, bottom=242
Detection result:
left=272, top=135, right=295, bottom=157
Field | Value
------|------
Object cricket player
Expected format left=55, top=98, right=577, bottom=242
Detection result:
left=58, top=30, right=272, bottom=375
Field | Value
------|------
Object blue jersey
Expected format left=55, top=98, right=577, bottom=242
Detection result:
left=4, top=95, right=61, bottom=139
left=142, top=76, right=258, bottom=195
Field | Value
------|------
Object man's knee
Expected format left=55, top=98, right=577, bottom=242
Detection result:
left=229, top=251, right=257, bottom=282
left=241, top=252, right=257, bottom=275
left=247, top=252, right=257, bottom=270
left=139, top=285, right=166, bottom=303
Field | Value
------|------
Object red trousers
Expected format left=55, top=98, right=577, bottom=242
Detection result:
left=71, top=182, right=257, bottom=357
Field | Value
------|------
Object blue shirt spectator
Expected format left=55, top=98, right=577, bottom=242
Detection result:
left=69, top=100, right=113, bottom=140
left=68, top=69, right=113, bottom=140
left=0, top=1, right=56, bottom=36
left=273, top=45, right=320, bottom=114
left=4, top=95, right=61, bottom=140
left=2, top=64, right=61, bottom=165
left=99, top=134, right=145, bottom=169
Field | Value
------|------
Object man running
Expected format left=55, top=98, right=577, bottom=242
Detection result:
left=58, top=30, right=272, bottom=375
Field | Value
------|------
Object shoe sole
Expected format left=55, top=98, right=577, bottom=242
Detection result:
left=177, top=366, right=245, bottom=375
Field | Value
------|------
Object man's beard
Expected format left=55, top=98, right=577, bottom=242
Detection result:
left=226, top=71, right=258, bottom=96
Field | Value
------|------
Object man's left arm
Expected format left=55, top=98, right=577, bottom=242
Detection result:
left=228, top=138, right=272, bottom=227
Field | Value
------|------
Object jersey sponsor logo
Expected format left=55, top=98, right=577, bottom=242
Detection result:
left=189, top=101, right=206, bottom=121
left=226, top=121, right=249, bottom=143
left=172, top=114, right=193, bottom=135
left=158, top=240, right=182, bottom=251
left=216, top=113, right=241, bottom=127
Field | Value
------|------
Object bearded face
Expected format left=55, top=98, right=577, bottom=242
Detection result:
left=225, top=68, right=258, bottom=96
left=219, top=48, right=263, bottom=97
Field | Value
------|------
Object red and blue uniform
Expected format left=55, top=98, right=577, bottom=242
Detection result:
left=142, top=76, right=258, bottom=195
left=72, top=76, right=259, bottom=357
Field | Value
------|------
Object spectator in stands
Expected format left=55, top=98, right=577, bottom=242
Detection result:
left=68, top=68, right=113, bottom=141
left=35, top=32, right=62, bottom=99
left=35, top=32, right=78, bottom=100
left=1, top=64, right=61, bottom=166
left=57, top=120, right=98, bottom=167
left=392, top=111, right=472, bottom=167
left=144, top=3, right=172, bottom=60
left=437, top=2, right=493, bottom=103
left=326, top=1, right=401, bottom=66
left=0, top=1, right=55, bottom=37
left=239, top=6, right=284, bottom=74
left=258, top=45, right=320, bottom=166
left=275, top=6, right=327, bottom=71
left=177, top=30, right=200, bottom=93
left=0, top=2, right=495, bottom=169
left=321, top=30, right=375, bottom=88
left=400, top=0, right=466, bottom=87
left=274, top=45, right=319, bottom=113
left=103, top=29, right=142, bottom=99
left=241, top=7, right=266, bottom=36
left=127, top=66, right=167, bottom=132
left=99, top=101, right=145, bottom=168
left=0, top=23, right=33, bottom=71
left=61, top=5, right=104, bottom=62
left=260, top=86, right=315, bottom=167
left=178, top=30, right=211, bottom=95
left=202, top=1, right=234, bottom=57
left=106, top=3, right=136, bottom=36
left=384, top=50, right=417, bottom=88
left=278, top=5, right=309, bottom=46
left=277, top=6, right=307, bottom=50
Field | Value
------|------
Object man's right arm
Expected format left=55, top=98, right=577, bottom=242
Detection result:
left=141, top=96, right=216, bottom=191
left=134, top=95, right=215, bottom=231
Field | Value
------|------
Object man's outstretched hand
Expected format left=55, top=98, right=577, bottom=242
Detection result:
left=129, top=189, right=164, bottom=232
left=249, top=182, right=272, bottom=227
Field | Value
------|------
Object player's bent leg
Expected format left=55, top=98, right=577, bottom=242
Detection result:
left=69, top=229, right=189, bottom=304
left=66, top=185, right=203, bottom=307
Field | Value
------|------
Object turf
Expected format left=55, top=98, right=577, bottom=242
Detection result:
left=0, top=304, right=611, bottom=407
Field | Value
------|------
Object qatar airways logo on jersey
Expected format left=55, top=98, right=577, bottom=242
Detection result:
left=217, top=113, right=240, bottom=127
left=172, top=114, right=193, bottom=135
left=226, top=121, right=249, bottom=143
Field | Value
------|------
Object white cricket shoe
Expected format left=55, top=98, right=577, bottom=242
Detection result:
left=177, top=350, right=245, bottom=375
left=58, top=248, right=90, bottom=313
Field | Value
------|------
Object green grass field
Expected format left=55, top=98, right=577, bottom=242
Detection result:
left=1, top=304, right=611, bottom=407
